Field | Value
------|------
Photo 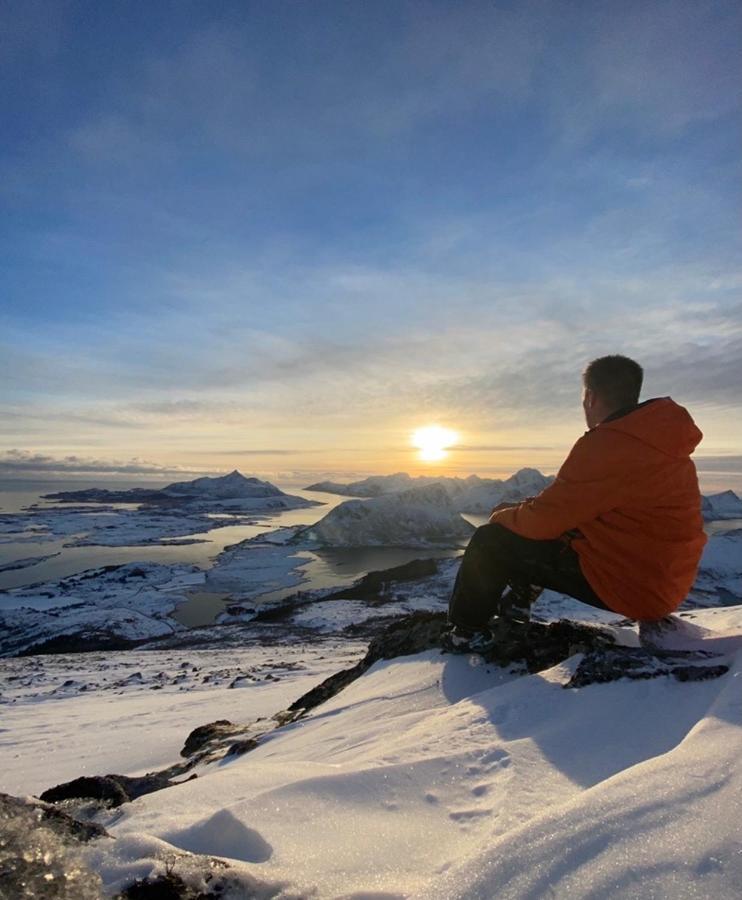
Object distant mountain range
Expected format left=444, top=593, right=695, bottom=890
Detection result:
left=305, top=468, right=554, bottom=514
left=307, top=470, right=742, bottom=522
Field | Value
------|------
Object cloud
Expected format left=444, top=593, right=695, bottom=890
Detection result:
left=453, top=445, right=557, bottom=452
left=694, top=455, right=742, bottom=473
left=0, top=450, right=205, bottom=479
left=201, top=449, right=299, bottom=456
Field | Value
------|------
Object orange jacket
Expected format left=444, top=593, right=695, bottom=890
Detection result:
left=489, top=398, right=707, bottom=621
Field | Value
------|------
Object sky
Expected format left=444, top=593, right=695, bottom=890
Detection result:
left=1, top=0, right=741, bottom=489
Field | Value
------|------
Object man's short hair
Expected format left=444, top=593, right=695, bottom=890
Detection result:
left=583, top=355, right=643, bottom=410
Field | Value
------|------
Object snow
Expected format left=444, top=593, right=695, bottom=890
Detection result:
left=0, top=562, right=205, bottom=655
left=302, top=483, right=475, bottom=547
left=0, top=504, right=259, bottom=548
left=2, top=596, right=742, bottom=897
left=0, top=641, right=365, bottom=797
left=87, top=607, right=742, bottom=898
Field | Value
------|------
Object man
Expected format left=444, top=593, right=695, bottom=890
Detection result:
left=445, top=355, right=707, bottom=652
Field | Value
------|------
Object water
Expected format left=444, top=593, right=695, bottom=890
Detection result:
left=0, top=481, right=347, bottom=589
left=0, top=482, right=469, bottom=601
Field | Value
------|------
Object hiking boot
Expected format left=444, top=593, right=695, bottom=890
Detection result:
left=441, top=624, right=497, bottom=655
left=499, top=583, right=543, bottom=624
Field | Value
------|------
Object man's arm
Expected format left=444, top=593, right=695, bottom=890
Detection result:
left=489, top=431, right=627, bottom=540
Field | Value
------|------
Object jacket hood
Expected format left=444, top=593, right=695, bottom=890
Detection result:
left=597, top=397, right=703, bottom=459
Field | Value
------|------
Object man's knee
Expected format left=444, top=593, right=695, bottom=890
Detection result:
left=468, top=522, right=514, bottom=554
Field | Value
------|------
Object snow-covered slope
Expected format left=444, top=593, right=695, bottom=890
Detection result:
left=306, top=468, right=554, bottom=514
left=301, top=483, right=476, bottom=547
left=69, top=606, right=742, bottom=899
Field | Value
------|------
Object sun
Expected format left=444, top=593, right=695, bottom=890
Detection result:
left=411, top=425, right=459, bottom=462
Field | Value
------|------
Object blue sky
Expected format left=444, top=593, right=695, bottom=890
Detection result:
left=1, top=0, right=741, bottom=486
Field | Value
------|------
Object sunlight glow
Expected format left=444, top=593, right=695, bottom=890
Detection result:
left=411, top=425, right=459, bottom=462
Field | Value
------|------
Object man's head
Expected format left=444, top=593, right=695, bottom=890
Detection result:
left=582, top=355, right=643, bottom=428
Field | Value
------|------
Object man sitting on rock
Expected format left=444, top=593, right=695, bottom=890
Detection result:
left=445, top=354, right=707, bottom=653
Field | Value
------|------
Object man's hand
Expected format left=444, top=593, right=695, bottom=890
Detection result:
left=490, top=501, right=520, bottom=515
left=488, top=500, right=521, bottom=523
left=488, top=497, right=536, bottom=523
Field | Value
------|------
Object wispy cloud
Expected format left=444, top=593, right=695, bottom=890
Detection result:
left=2, top=2, right=740, bottom=482
left=0, top=450, right=205, bottom=479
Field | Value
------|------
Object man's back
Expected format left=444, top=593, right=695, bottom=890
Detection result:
left=491, top=397, right=707, bottom=620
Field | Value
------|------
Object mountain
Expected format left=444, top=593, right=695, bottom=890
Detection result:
left=305, top=468, right=555, bottom=514
left=301, top=483, right=476, bottom=547
left=305, top=472, right=427, bottom=497
left=43, top=470, right=319, bottom=510
left=702, top=490, right=742, bottom=521
left=161, top=470, right=285, bottom=500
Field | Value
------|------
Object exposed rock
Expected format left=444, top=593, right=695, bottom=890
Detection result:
left=567, top=647, right=729, bottom=688
left=0, top=792, right=110, bottom=843
left=286, top=611, right=730, bottom=718
left=116, top=866, right=295, bottom=900
left=0, top=792, right=105, bottom=899
left=40, top=772, right=176, bottom=808
left=117, top=872, right=199, bottom=899
left=181, top=720, right=239, bottom=758
left=19, top=633, right=140, bottom=656
left=225, top=739, right=259, bottom=758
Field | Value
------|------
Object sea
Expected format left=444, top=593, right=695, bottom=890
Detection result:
left=0, top=479, right=476, bottom=600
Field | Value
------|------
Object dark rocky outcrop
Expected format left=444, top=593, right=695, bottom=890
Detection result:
left=0, top=792, right=108, bottom=900
left=117, top=872, right=199, bottom=899
left=225, top=739, right=259, bottom=758
left=286, top=612, right=730, bottom=717
left=40, top=772, right=177, bottom=808
left=180, top=720, right=240, bottom=758
left=567, top=647, right=729, bottom=688
left=20, top=633, right=139, bottom=656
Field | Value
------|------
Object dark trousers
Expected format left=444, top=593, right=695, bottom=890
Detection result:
left=448, top=523, right=608, bottom=629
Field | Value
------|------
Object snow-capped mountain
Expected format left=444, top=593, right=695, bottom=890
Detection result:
left=305, top=468, right=555, bottom=514
left=161, top=470, right=284, bottom=500
left=301, top=483, right=476, bottom=547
